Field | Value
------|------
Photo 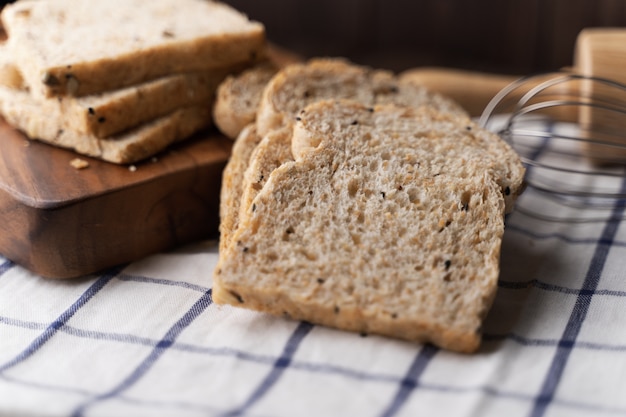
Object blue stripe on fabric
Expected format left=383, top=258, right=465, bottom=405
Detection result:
left=417, top=380, right=626, bottom=416
left=0, top=372, right=227, bottom=415
left=116, top=273, right=209, bottom=293
left=498, top=279, right=626, bottom=297
left=7, top=311, right=626, bottom=355
left=0, top=266, right=121, bottom=374
left=378, top=344, right=439, bottom=417
left=219, top=321, right=314, bottom=417
left=289, top=356, right=402, bottom=384
left=70, top=288, right=213, bottom=417
left=0, top=316, right=164, bottom=347
left=0, top=372, right=96, bottom=398
left=529, top=181, right=626, bottom=417
left=482, top=332, right=626, bottom=352
left=0, top=316, right=48, bottom=331
left=0, top=259, right=14, bottom=278
left=61, top=325, right=159, bottom=347
left=0, top=316, right=397, bottom=383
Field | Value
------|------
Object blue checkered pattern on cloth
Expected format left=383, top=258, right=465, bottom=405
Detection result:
left=2, top=120, right=626, bottom=417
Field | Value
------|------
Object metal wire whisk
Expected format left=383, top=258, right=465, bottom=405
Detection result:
left=478, top=72, right=626, bottom=222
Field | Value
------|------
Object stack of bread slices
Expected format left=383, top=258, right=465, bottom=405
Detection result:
left=211, top=58, right=526, bottom=353
left=0, top=0, right=266, bottom=164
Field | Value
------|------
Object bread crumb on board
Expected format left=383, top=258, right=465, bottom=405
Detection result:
left=70, top=158, right=89, bottom=169
left=128, top=165, right=137, bottom=172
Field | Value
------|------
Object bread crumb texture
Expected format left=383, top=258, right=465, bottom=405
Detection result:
left=214, top=99, right=525, bottom=353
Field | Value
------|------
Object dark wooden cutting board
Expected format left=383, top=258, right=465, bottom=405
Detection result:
left=0, top=120, right=232, bottom=278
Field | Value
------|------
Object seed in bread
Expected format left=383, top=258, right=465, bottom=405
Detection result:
left=213, top=99, right=525, bottom=353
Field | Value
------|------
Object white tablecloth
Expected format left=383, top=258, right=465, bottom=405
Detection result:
left=1, top=120, right=626, bottom=417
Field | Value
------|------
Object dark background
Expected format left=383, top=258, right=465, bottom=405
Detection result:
left=224, top=0, right=626, bottom=75
left=1, top=0, right=624, bottom=75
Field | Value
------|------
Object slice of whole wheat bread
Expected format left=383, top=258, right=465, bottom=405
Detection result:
left=219, top=123, right=263, bottom=253
left=2, top=0, right=265, bottom=98
left=0, top=85, right=211, bottom=164
left=223, top=126, right=292, bottom=250
left=213, top=63, right=278, bottom=140
left=212, top=48, right=303, bottom=140
left=70, top=69, right=227, bottom=138
left=213, top=99, right=525, bottom=352
left=256, top=58, right=468, bottom=138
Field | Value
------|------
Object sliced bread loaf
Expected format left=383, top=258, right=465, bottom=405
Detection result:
left=222, top=59, right=471, bottom=254
left=0, top=85, right=211, bottom=164
left=2, top=0, right=265, bottom=98
left=213, top=99, right=525, bottom=352
left=0, top=48, right=228, bottom=138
